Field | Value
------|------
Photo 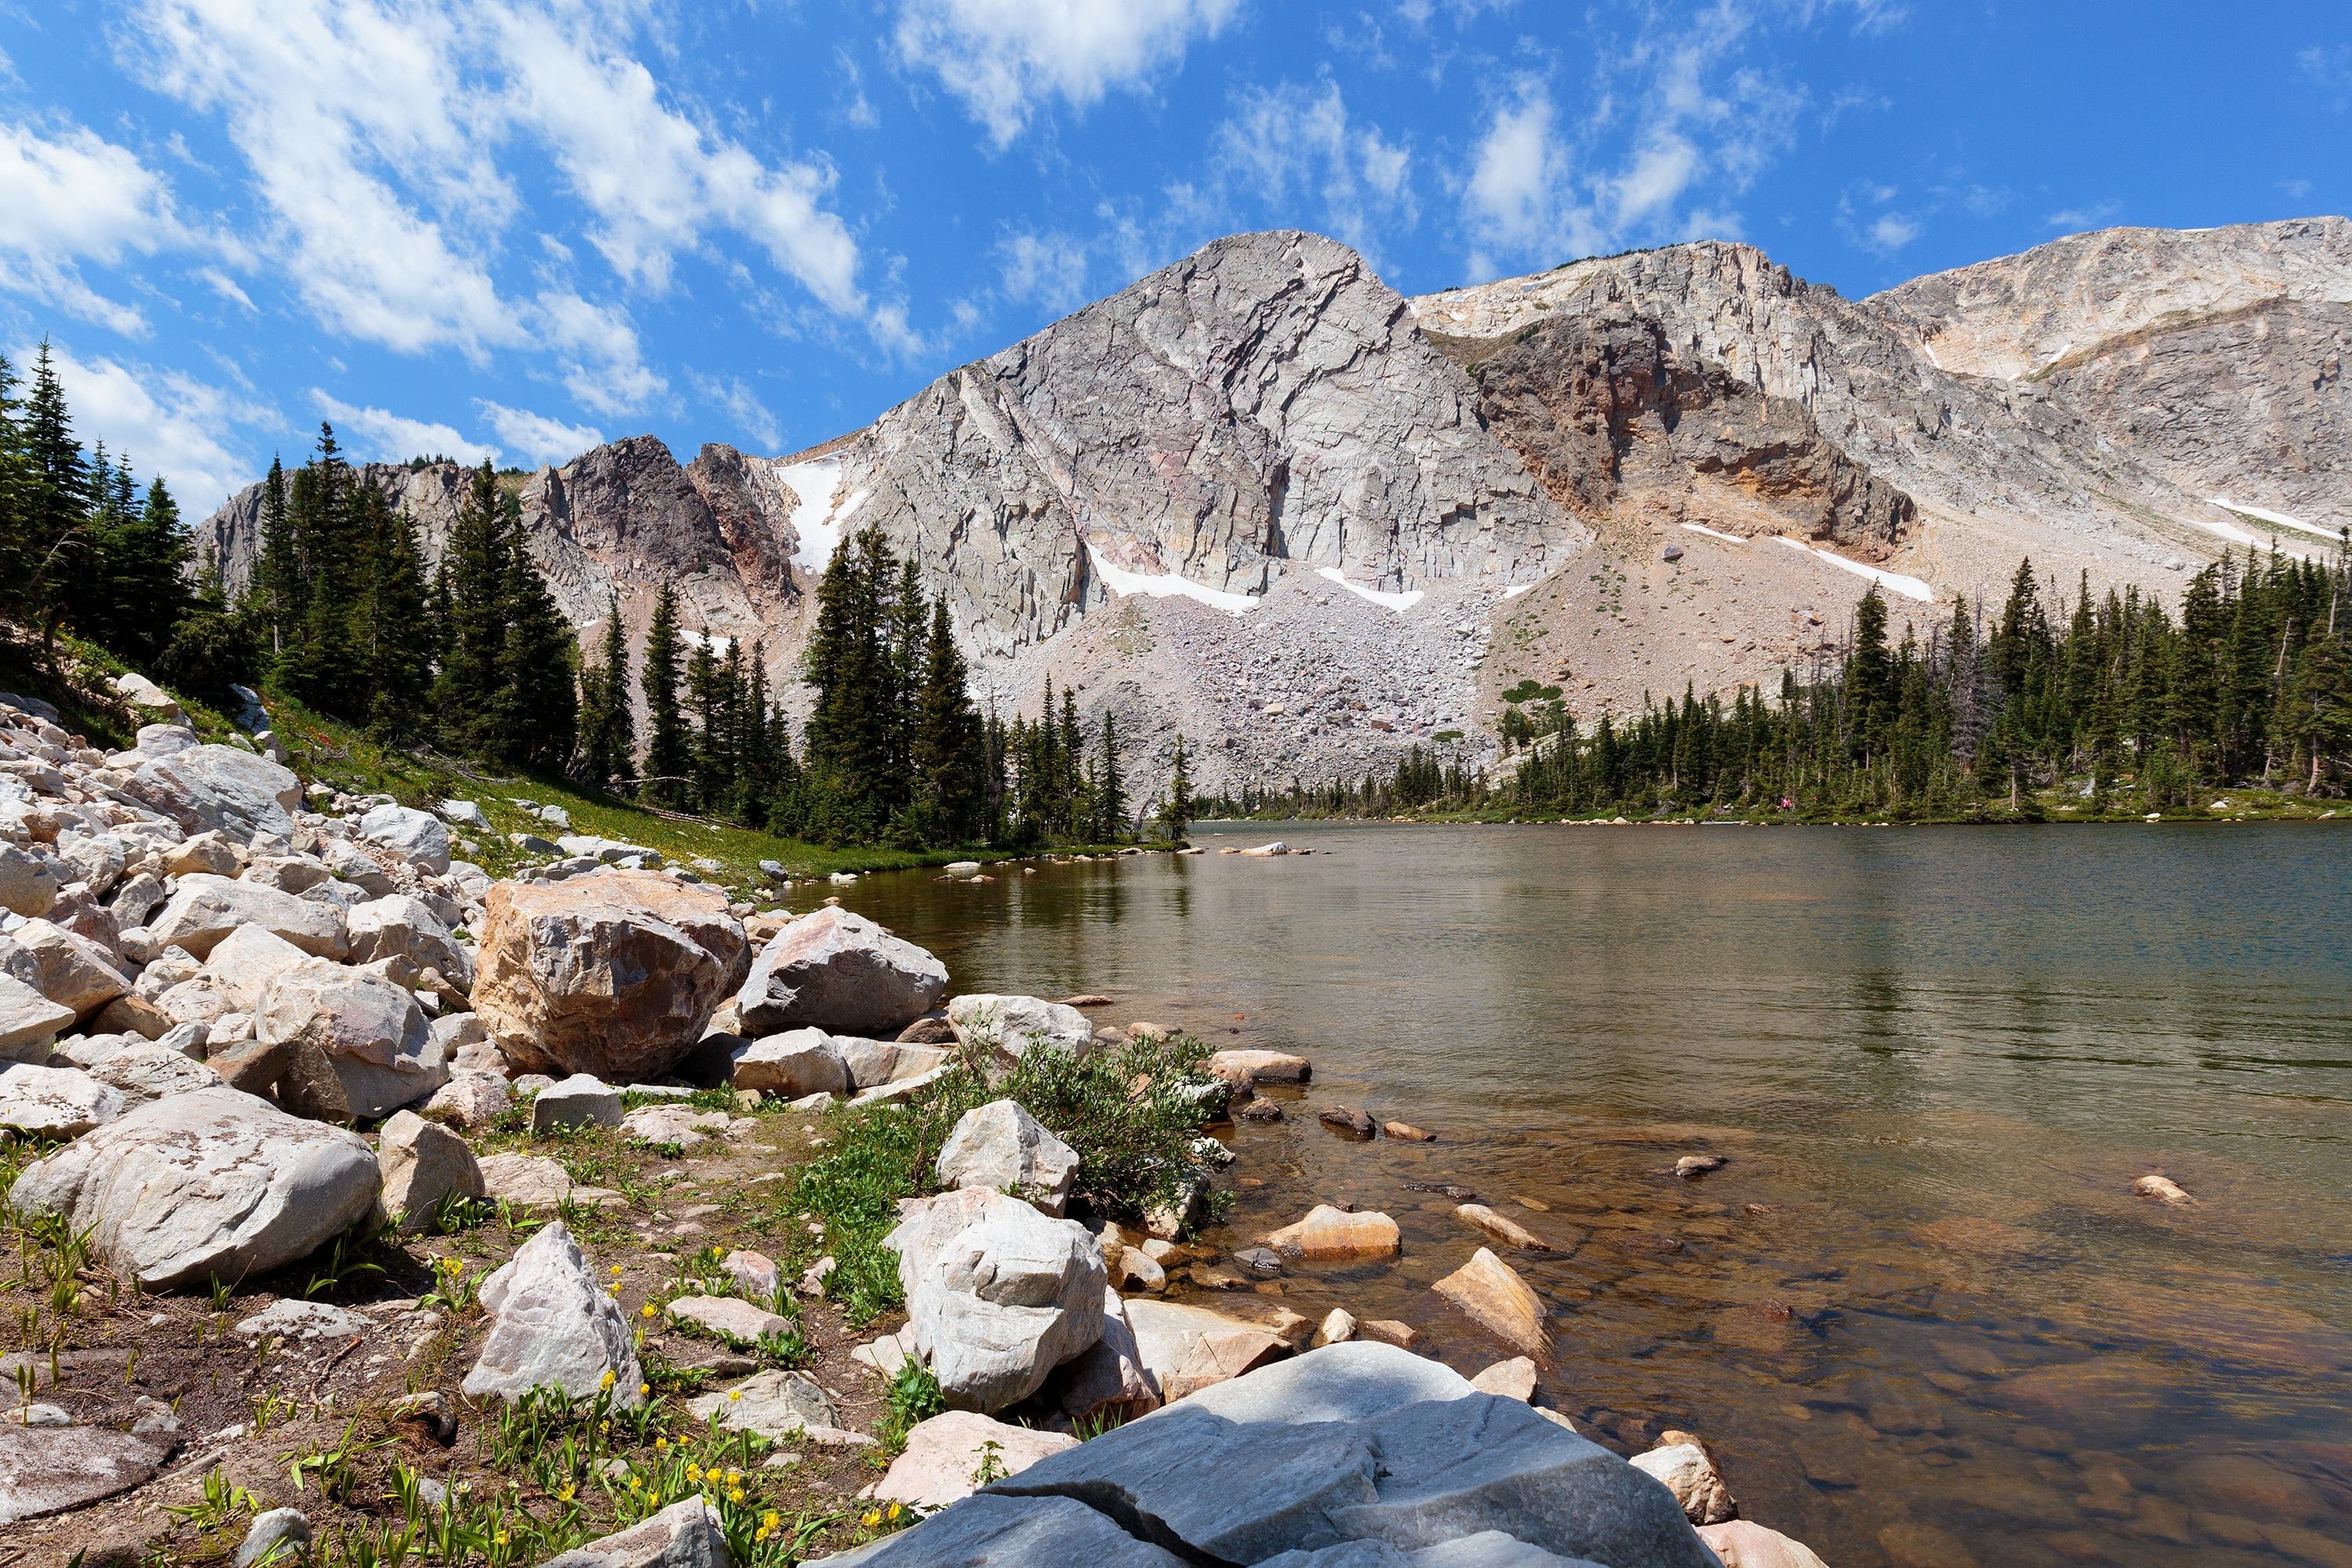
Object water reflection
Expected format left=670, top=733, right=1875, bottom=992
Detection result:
left=838, top=822, right=2352, bottom=1566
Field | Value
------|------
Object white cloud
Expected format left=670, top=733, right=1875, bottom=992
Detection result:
left=995, top=230, right=1093, bottom=315
left=34, top=343, right=266, bottom=514
left=1203, top=81, right=1417, bottom=259
left=1867, top=212, right=1920, bottom=253
left=2045, top=201, right=2121, bottom=231
left=684, top=377, right=781, bottom=450
left=1464, top=85, right=1592, bottom=260
left=0, top=120, right=181, bottom=334
left=895, top=0, right=1242, bottom=147
left=478, top=401, right=604, bottom=466
left=314, top=392, right=499, bottom=466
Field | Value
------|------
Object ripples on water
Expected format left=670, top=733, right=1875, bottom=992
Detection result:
left=839, top=822, right=2352, bottom=1567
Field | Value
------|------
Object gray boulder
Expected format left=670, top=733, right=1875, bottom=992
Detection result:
left=0, top=916, right=129, bottom=1018
left=463, top=1220, right=644, bottom=1408
left=147, top=873, right=349, bottom=960
left=0, top=1063, right=123, bottom=1137
left=126, top=743, right=302, bottom=842
left=886, top=1187, right=1106, bottom=1412
left=235, top=1508, right=313, bottom=1568
left=347, top=894, right=474, bottom=989
left=6, top=1086, right=379, bottom=1290
left=162, top=830, right=244, bottom=877
left=735, top=907, right=948, bottom=1036
left=257, top=960, right=446, bottom=1120
left=727, top=1028, right=849, bottom=1098
left=357, top=804, right=452, bottom=874
left=88, top=1042, right=223, bottom=1106
left=935, top=1098, right=1080, bottom=1216
left=947, top=993, right=1095, bottom=1070
left=0, top=1424, right=174, bottom=1526
left=0, top=974, right=75, bottom=1062
left=378, top=1108, right=485, bottom=1227
left=532, top=1073, right=622, bottom=1131
left=0, top=844, right=60, bottom=918
left=540, top=1497, right=728, bottom=1567
left=823, top=1494, right=1190, bottom=1567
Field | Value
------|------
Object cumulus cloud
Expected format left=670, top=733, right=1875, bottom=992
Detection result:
left=0, top=120, right=183, bottom=334
left=995, top=230, right=1093, bottom=315
left=34, top=343, right=267, bottom=514
left=895, top=0, right=1242, bottom=147
left=2045, top=201, right=2122, bottom=232
left=478, top=401, right=604, bottom=466
left=314, top=393, right=499, bottom=466
left=1203, top=80, right=1417, bottom=259
left=1462, top=84, right=1594, bottom=266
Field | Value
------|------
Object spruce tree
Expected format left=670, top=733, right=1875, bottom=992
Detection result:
left=910, top=597, right=986, bottom=844
left=1158, top=734, right=1193, bottom=841
left=354, top=488, right=433, bottom=736
left=1093, top=706, right=1125, bottom=840
left=431, top=463, right=510, bottom=755
left=576, top=593, right=636, bottom=791
left=641, top=583, right=691, bottom=805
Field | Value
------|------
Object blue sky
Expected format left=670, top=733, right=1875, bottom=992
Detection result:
left=3, top=0, right=2347, bottom=514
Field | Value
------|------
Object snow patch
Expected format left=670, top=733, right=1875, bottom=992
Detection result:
left=2190, top=514, right=2259, bottom=546
left=1502, top=582, right=1535, bottom=599
left=1314, top=566, right=1425, bottom=612
left=778, top=456, right=851, bottom=572
left=1773, top=536, right=1933, bottom=601
left=2209, top=498, right=2343, bottom=542
left=1679, top=523, right=1748, bottom=545
left=1087, top=543, right=1261, bottom=614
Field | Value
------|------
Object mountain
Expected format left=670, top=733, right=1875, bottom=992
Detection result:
left=198, top=219, right=2351, bottom=798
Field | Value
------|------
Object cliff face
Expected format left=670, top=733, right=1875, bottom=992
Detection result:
left=197, top=219, right=2352, bottom=797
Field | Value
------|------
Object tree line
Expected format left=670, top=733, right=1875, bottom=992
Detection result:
left=0, top=354, right=1184, bottom=848
left=1214, top=545, right=2352, bottom=821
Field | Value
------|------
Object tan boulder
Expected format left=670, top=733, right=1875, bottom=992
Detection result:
left=1697, top=1521, right=1829, bottom=1568
left=1260, top=1204, right=1400, bottom=1261
left=0, top=975, right=75, bottom=1062
left=1457, top=1203, right=1552, bottom=1251
left=1121, top=1298, right=1291, bottom=1402
left=1469, top=1356, right=1539, bottom=1401
left=1432, top=1247, right=1552, bottom=1365
left=1632, top=1431, right=1739, bottom=1526
left=1205, top=1048, right=1309, bottom=1085
left=0, top=918, right=128, bottom=1019
left=472, top=873, right=736, bottom=1082
left=872, top=1410, right=1077, bottom=1512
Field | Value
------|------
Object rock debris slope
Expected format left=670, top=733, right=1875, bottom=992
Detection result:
left=198, top=219, right=2352, bottom=794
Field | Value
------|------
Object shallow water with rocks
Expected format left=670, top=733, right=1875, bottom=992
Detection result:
left=839, top=820, right=2352, bottom=1568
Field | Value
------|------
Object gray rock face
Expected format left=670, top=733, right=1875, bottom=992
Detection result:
left=887, top=1187, right=1107, bottom=1413
left=946, top=993, right=1094, bottom=1071
left=125, top=743, right=303, bottom=842
left=7, top=1086, right=379, bottom=1290
left=737, top=908, right=949, bottom=1037
left=357, top=803, right=452, bottom=874
left=0, top=1423, right=174, bottom=1525
left=540, top=1497, right=730, bottom=1568
left=935, top=1098, right=1080, bottom=1216
left=463, top=1220, right=644, bottom=1407
left=149, top=874, right=349, bottom=961
left=821, top=1493, right=1190, bottom=1568
left=256, top=960, right=445, bottom=1120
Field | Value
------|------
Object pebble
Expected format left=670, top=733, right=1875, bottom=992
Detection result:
left=1675, top=1154, right=1727, bottom=1179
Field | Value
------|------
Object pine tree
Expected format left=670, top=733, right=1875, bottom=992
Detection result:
left=909, top=597, right=987, bottom=844
left=495, top=498, right=578, bottom=770
left=20, top=342, right=85, bottom=650
left=641, top=583, right=690, bottom=805
left=1158, top=734, right=1193, bottom=841
left=576, top=593, right=636, bottom=792
left=1093, top=707, right=1126, bottom=840
left=431, top=462, right=511, bottom=756
left=353, top=487, right=433, bottom=736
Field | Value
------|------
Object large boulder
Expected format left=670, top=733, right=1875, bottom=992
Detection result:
left=935, top=1099, right=1080, bottom=1217
left=89, top=1043, right=223, bottom=1106
left=0, top=973, right=76, bottom=1062
left=356, top=804, right=451, bottom=875
left=6, top=1087, right=379, bottom=1290
left=874, top=1410, right=1079, bottom=1512
left=736, top=907, right=947, bottom=1036
left=985, top=1343, right=1715, bottom=1567
left=886, top=1187, right=1106, bottom=1412
left=256, top=960, right=447, bottom=1120
left=472, top=875, right=735, bottom=1081
left=193, top=923, right=312, bottom=1011
left=347, top=895, right=474, bottom=989
left=947, top=993, right=1095, bottom=1070
left=0, top=1062, right=123, bottom=1137
left=0, top=917, right=129, bottom=1019
left=826, top=1494, right=1189, bottom=1567
left=377, top=1108, right=485, bottom=1228
left=147, top=874, right=349, bottom=960
left=126, top=744, right=302, bottom=843
left=0, top=844, right=60, bottom=917
left=463, top=1221, right=644, bottom=1408
left=728, top=1029, right=851, bottom=1098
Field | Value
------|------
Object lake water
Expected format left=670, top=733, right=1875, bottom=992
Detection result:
left=838, top=821, right=2352, bottom=1568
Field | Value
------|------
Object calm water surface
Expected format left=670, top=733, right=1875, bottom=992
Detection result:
left=837, top=822, right=2352, bottom=1568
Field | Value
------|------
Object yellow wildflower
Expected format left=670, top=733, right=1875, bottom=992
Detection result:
left=686, top=1464, right=702, bottom=1483
left=862, top=1508, right=882, bottom=1529
left=727, top=1389, right=742, bottom=1402
left=628, top=1475, right=642, bottom=1490
left=728, top=1487, right=746, bottom=1504
left=493, top=1530, right=509, bottom=1547
left=639, top=1381, right=651, bottom=1396
left=557, top=1484, right=576, bottom=1503
left=761, top=1511, right=780, bottom=1530
left=641, top=1302, right=657, bottom=1318
left=598, top=1369, right=617, bottom=1392
left=600, top=1420, right=611, bottom=1433
left=725, top=1468, right=741, bottom=1486
left=886, top=1503, right=904, bottom=1520
left=655, top=1436, right=669, bottom=1451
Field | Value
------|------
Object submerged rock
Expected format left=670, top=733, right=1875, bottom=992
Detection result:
left=1432, top=1247, right=1552, bottom=1365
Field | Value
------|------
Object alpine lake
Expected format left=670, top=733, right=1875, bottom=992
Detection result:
left=833, top=819, right=2352, bottom=1568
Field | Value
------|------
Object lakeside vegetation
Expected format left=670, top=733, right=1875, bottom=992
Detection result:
left=1209, top=547, right=2352, bottom=825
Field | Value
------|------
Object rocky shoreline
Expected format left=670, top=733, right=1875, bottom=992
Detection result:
left=0, top=674, right=1831, bottom=1566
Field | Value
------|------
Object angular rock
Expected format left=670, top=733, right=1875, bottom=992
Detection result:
left=1319, top=1106, right=1377, bottom=1140
left=357, top=803, right=452, bottom=874
left=1314, top=1309, right=1359, bottom=1348
left=235, top=1298, right=372, bottom=1340
left=946, top=993, right=1094, bottom=1069
left=1631, top=1433, right=1737, bottom=1526
left=1697, top=1520, right=1831, bottom=1568
left=824, top=1494, right=1189, bottom=1568
left=1042, top=1286, right=1161, bottom=1425
left=1262, top=1204, right=1401, bottom=1261
left=887, top=1187, right=1107, bottom=1412
left=540, top=1497, right=728, bottom=1568
left=194, top=922, right=311, bottom=1011
left=347, top=894, right=474, bottom=989
left=0, top=1062, right=123, bottom=1136
left=667, top=1294, right=793, bottom=1344
left=619, top=1102, right=731, bottom=1147
left=684, top=1367, right=833, bottom=1436
left=88, top=1042, right=223, bottom=1106
left=0, top=844, right=60, bottom=918
left=737, top=907, right=948, bottom=1036
left=834, top=1036, right=953, bottom=1090
left=1178, top=1341, right=1473, bottom=1425
left=379, top=1108, right=486, bottom=1227
left=728, top=1028, right=849, bottom=1098
left=148, top=874, right=349, bottom=960
left=463, top=1221, right=644, bottom=1407
left=478, top=1151, right=579, bottom=1207
left=1208, top=1048, right=1312, bottom=1085
left=236, top=1508, right=313, bottom=1568
left=1432, top=1248, right=1552, bottom=1366
left=533, top=1073, right=622, bottom=1131
left=162, top=831, right=244, bottom=878
left=7, top=1087, right=378, bottom=1290
left=1122, top=1298, right=1294, bottom=1403
left=0, top=1424, right=173, bottom=1526
left=473, top=875, right=733, bottom=1082
left=0, top=975, right=76, bottom=1062
left=423, top=1069, right=511, bottom=1129
left=126, top=743, right=302, bottom=842
left=0, top=918, right=129, bottom=1018
left=876, top=1410, right=1079, bottom=1512
left=257, top=960, right=445, bottom=1120
left=1469, top=1358, right=1540, bottom=1403
left=107, top=869, right=169, bottom=928
left=721, top=1248, right=779, bottom=1300
left=935, top=1098, right=1080, bottom=1216
left=1458, top=1204, right=1552, bottom=1251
